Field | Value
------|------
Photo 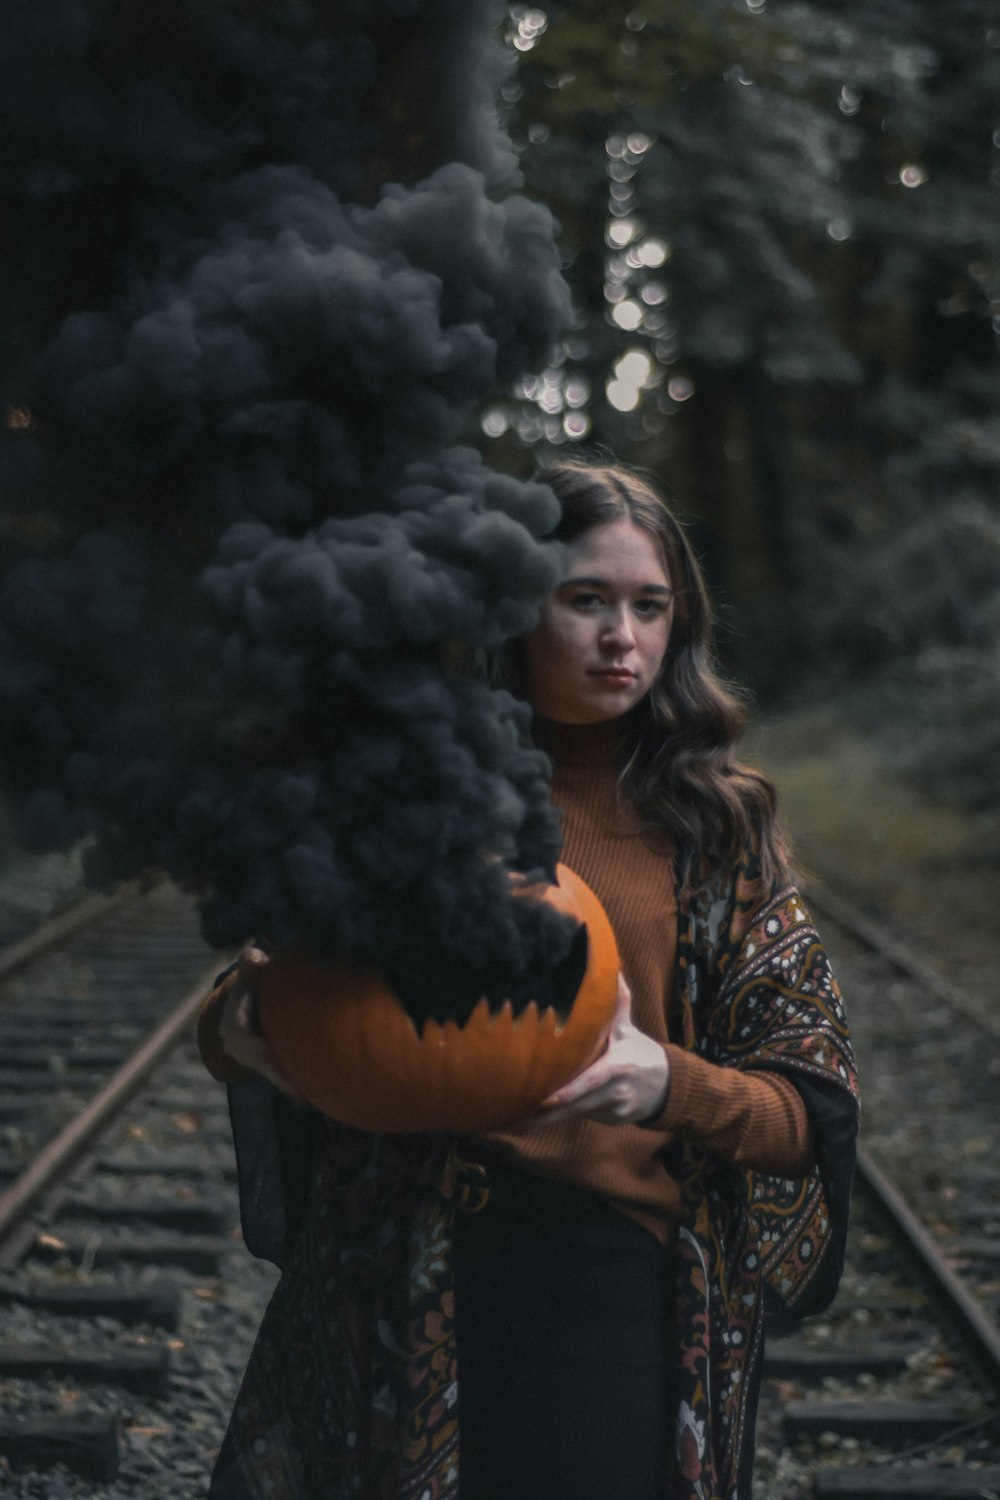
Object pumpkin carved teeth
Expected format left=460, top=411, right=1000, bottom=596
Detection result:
left=257, top=865, right=619, bottom=1134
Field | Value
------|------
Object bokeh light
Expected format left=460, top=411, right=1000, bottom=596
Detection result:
left=508, top=6, right=548, bottom=52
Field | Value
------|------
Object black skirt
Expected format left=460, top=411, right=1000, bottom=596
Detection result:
left=453, top=1161, right=673, bottom=1500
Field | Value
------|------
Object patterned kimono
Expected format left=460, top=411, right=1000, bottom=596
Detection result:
left=208, top=855, right=859, bottom=1500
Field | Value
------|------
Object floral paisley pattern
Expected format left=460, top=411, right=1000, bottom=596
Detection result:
left=669, top=856, right=859, bottom=1498
left=210, top=852, right=858, bottom=1500
left=209, top=1124, right=461, bottom=1499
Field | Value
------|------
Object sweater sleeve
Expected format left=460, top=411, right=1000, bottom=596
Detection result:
left=196, top=969, right=259, bottom=1086
left=643, top=1044, right=814, bottom=1176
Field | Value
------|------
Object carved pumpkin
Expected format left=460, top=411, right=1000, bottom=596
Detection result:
left=255, top=864, right=620, bottom=1133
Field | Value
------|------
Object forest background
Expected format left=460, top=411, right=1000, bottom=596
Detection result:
left=0, top=0, right=995, bottom=969
left=487, top=0, right=1000, bottom=823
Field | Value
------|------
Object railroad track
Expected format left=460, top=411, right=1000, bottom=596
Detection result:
left=0, top=878, right=278, bottom=1494
left=0, top=866, right=997, bottom=1496
left=755, top=882, right=1000, bottom=1499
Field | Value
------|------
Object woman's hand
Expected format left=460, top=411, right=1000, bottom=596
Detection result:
left=219, top=946, right=300, bottom=1099
left=520, top=974, right=669, bottom=1127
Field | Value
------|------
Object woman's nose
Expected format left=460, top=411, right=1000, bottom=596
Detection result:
left=602, top=608, right=636, bottom=650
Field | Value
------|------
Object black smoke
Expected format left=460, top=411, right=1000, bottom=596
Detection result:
left=0, top=1, right=575, bottom=1022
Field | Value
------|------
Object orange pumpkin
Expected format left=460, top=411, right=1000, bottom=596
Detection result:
left=255, top=864, right=620, bottom=1133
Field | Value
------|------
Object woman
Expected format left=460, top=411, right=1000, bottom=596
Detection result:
left=198, top=459, right=859, bottom=1500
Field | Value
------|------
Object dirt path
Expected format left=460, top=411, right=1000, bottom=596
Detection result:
left=747, top=706, right=999, bottom=1016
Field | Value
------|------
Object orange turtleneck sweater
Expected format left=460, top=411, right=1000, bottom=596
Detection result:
left=479, top=716, right=812, bottom=1242
left=197, top=715, right=812, bottom=1245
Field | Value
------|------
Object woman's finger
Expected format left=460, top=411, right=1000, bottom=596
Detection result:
left=520, top=1060, right=614, bottom=1126
left=534, top=1003, right=635, bottom=1112
left=219, top=1002, right=302, bottom=1099
left=221, top=973, right=259, bottom=1029
left=522, top=1076, right=625, bottom=1128
left=237, top=945, right=269, bottom=976
left=522, top=1016, right=669, bottom=1127
left=225, top=947, right=270, bottom=1019
left=611, top=971, right=632, bottom=1023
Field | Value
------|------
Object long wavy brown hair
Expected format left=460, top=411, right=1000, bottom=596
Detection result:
left=494, top=458, right=791, bottom=893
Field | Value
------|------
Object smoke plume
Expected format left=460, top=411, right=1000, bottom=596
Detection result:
left=0, top=1, right=574, bottom=1021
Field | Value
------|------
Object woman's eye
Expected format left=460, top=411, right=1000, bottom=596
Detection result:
left=635, top=598, right=669, bottom=616
left=570, top=592, right=604, bottom=609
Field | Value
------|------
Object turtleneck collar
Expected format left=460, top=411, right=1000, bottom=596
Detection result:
left=532, top=714, right=630, bottom=770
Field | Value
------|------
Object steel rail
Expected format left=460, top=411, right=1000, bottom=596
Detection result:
left=3, top=866, right=997, bottom=1396
left=0, top=888, right=137, bottom=985
left=808, top=881, right=1000, bottom=1388
left=805, top=880, right=1000, bottom=1044
left=855, top=1146, right=1000, bottom=1396
left=0, top=959, right=224, bottom=1254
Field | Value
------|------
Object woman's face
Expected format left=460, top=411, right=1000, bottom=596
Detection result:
left=522, top=518, right=674, bottom=724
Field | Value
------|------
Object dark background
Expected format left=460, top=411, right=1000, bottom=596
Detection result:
left=485, top=0, right=1000, bottom=821
left=0, top=2, right=995, bottom=970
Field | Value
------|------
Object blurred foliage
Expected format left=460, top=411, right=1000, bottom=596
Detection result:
left=487, top=0, right=1000, bottom=808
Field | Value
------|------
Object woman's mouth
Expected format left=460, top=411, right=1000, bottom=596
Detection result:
left=591, top=668, right=636, bottom=686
